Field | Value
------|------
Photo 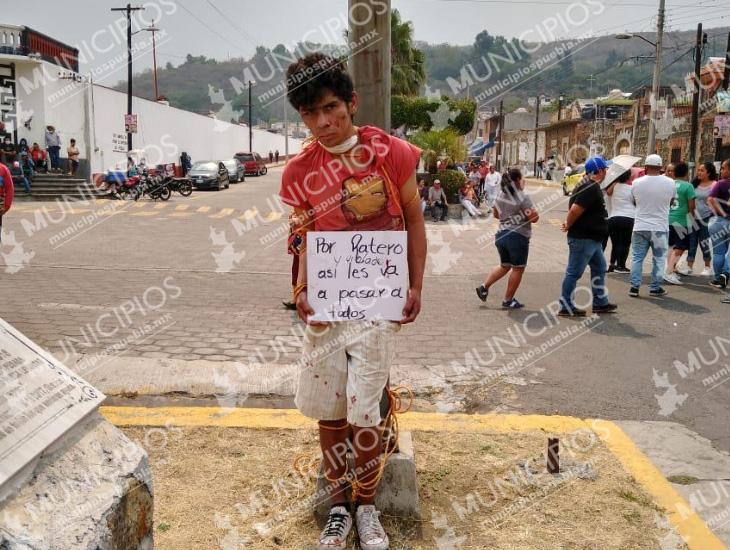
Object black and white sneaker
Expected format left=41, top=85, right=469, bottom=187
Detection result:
left=355, top=504, right=389, bottom=550
left=318, top=506, right=352, bottom=550
left=615, top=266, right=631, bottom=273
left=721, top=273, right=729, bottom=289
left=628, top=287, right=639, bottom=297
left=502, top=298, right=524, bottom=309
left=649, top=288, right=668, bottom=297
left=475, top=285, right=489, bottom=302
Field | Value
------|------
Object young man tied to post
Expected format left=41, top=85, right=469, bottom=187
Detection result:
left=279, top=54, right=426, bottom=549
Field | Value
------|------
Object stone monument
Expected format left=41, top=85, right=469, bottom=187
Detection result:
left=0, top=317, right=153, bottom=549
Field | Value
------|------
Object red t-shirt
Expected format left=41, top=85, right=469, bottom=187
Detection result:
left=280, top=126, right=420, bottom=231
left=0, top=163, right=15, bottom=212
left=478, top=165, right=488, bottom=178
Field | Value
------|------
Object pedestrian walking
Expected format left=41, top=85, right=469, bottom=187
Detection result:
left=44, top=125, right=62, bottom=171
left=428, top=179, right=448, bottom=221
left=180, top=152, right=192, bottom=175
left=685, top=161, right=717, bottom=276
left=665, top=162, right=695, bottom=283
left=476, top=168, right=539, bottom=309
left=274, top=149, right=280, bottom=163
left=269, top=150, right=274, bottom=163
left=279, top=52, right=426, bottom=550
left=537, top=157, right=544, bottom=179
left=708, top=158, right=730, bottom=300
left=484, top=165, right=500, bottom=209
left=558, top=155, right=616, bottom=316
left=604, top=168, right=635, bottom=273
left=628, top=154, right=676, bottom=298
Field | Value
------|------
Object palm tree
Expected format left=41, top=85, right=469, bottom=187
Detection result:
left=391, top=9, right=426, bottom=96
left=410, top=129, right=466, bottom=172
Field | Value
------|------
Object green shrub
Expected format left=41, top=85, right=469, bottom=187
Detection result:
left=421, top=170, right=466, bottom=202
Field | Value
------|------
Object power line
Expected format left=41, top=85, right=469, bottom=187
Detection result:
left=175, top=0, right=252, bottom=55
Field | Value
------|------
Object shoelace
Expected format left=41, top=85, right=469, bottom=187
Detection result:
left=322, top=512, right=349, bottom=538
left=358, top=508, right=385, bottom=540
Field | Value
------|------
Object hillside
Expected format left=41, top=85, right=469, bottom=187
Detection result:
left=119, top=27, right=730, bottom=121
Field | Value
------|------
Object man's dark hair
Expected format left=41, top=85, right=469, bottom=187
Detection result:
left=616, top=169, right=631, bottom=183
left=673, top=161, right=688, bottom=179
left=286, top=53, right=354, bottom=111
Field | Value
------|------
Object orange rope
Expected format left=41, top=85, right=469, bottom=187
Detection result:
left=293, top=385, right=414, bottom=503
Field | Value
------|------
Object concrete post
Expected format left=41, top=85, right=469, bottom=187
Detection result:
left=348, top=0, right=391, bottom=131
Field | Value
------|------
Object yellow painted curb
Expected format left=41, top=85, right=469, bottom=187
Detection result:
left=99, top=406, right=725, bottom=549
left=591, top=419, right=727, bottom=550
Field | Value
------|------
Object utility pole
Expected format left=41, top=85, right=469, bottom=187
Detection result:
left=142, top=20, right=160, bottom=100
left=587, top=74, right=596, bottom=94
left=647, top=0, right=665, bottom=155
left=284, top=100, right=289, bottom=164
left=496, top=99, right=504, bottom=171
left=557, top=94, right=563, bottom=121
left=248, top=80, right=253, bottom=151
left=111, top=4, right=144, bottom=152
left=348, top=0, right=391, bottom=131
left=715, top=32, right=730, bottom=162
left=689, top=24, right=704, bottom=171
left=533, top=96, right=541, bottom=177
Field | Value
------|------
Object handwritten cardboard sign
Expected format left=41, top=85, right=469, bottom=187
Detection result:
left=307, top=231, right=409, bottom=322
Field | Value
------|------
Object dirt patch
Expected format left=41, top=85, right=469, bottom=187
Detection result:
left=120, top=425, right=685, bottom=549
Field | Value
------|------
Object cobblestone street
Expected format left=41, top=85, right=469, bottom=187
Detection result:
left=3, top=167, right=730, bottom=451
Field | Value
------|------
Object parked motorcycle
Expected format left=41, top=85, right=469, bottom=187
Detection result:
left=165, top=177, right=193, bottom=197
left=137, top=172, right=171, bottom=201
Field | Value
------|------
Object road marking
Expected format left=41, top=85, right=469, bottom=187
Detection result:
left=239, top=207, right=258, bottom=220
left=130, top=211, right=157, bottom=217
left=209, top=207, right=234, bottom=219
left=153, top=203, right=168, bottom=209
left=133, top=202, right=147, bottom=208
left=266, top=211, right=283, bottom=221
left=175, top=204, right=190, bottom=211
left=98, top=406, right=725, bottom=550
left=548, top=218, right=562, bottom=227
left=196, top=206, right=211, bottom=213
left=168, top=212, right=192, bottom=218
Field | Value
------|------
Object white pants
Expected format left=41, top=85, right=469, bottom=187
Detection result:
left=296, top=320, right=400, bottom=427
left=461, top=199, right=480, bottom=217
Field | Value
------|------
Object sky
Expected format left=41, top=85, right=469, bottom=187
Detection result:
left=4, top=0, right=730, bottom=86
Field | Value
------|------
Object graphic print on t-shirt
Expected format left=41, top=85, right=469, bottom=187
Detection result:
left=341, top=173, right=388, bottom=224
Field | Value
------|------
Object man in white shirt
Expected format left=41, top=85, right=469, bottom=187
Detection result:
left=628, top=154, right=676, bottom=297
left=484, top=166, right=501, bottom=209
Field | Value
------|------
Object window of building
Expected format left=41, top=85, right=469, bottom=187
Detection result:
left=671, top=148, right=681, bottom=164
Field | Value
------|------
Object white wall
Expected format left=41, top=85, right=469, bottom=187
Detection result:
left=14, top=59, right=302, bottom=175
left=90, top=85, right=303, bottom=173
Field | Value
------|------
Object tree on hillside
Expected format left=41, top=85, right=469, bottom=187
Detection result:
left=391, top=9, right=426, bottom=96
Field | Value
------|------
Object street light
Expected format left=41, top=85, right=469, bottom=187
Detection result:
left=615, top=0, right=664, bottom=155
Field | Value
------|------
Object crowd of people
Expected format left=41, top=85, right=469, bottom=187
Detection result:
left=475, top=153, right=730, bottom=310
left=0, top=125, right=79, bottom=197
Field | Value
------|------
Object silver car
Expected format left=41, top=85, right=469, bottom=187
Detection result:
left=223, top=159, right=245, bottom=183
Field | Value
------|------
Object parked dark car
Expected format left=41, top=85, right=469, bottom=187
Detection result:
left=188, top=161, right=230, bottom=191
left=234, top=152, right=268, bottom=176
left=222, top=159, right=245, bottom=183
